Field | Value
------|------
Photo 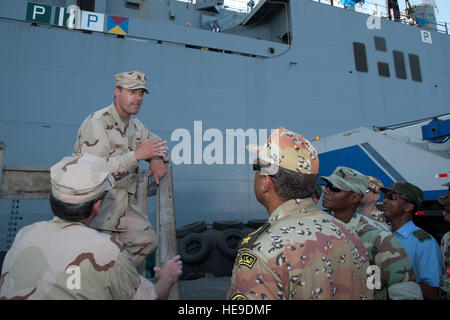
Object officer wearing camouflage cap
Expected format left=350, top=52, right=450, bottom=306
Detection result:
left=382, top=181, right=442, bottom=300
left=73, top=71, right=169, bottom=269
left=227, top=128, right=372, bottom=300
left=0, top=154, right=182, bottom=300
left=358, top=176, right=390, bottom=227
left=321, top=167, right=420, bottom=300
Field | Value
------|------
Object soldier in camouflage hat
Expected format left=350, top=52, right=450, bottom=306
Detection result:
left=227, top=128, right=372, bottom=300
left=382, top=181, right=442, bottom=300
left=358, top=176, right=390, bottom=227
left=438, top=182, right=450, bottom=300
left=0, top=153, right=182, bottom=300
left=73, top=71, right=169, bottom=269
left=321, top=167, right=420, bottom=300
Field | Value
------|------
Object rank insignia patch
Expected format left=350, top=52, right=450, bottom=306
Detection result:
left=238, top=252, right=257, bottom=269
left=231, top=294, right=248, bottom=300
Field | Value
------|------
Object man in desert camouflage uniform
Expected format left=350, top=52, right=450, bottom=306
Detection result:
left=437, top=182, right=449, bottom=300
left=0, top=154, right=182, bottom=299
left=321, top=167, right=420, bottom=300
left=74, top=71, right=168, bottom=268
left=227, top=128, right=372, bottom=300
left=382, top=181, right=442, bottom=300
left=358, top=176, right=390, bottom=228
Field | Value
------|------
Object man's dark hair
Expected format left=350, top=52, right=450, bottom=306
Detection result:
left=49, top=191, right=107, bottom=222
left=270, top=167, right=319, bottom=201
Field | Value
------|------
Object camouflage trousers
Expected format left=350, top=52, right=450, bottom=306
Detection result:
left=100, top=207, right=157, bottom=269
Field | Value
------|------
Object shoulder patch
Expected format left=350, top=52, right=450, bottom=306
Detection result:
left=413, top=229, right=431, bottom=242
left=238, top=252, right=257, bottom=269
left=231, top=294, right=248, bottom=300
left=239, top=222, right=271, bottom=250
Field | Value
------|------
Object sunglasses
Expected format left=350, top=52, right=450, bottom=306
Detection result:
left=326, top=182, right=342, bottom=193
left=252, top=161, right=274, bottom=171
left=253, top=161, right=277, bottom=178
left=385, top=192, right=409, bottom=202
left=253, top=162, right=263, bottom=171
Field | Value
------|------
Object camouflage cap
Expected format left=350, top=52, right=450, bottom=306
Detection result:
left=115, top=71, right=149, bottom=94
left=247, top=127, right=319, bottom=174
left=320, top=166, right=368, bottom=196
left=313, top=181, right=322, bottom=199
left=381, top=182, right=424, bottom=209
left=50, top=153, right=115, bottom=204
left=367, top=176, right=383, bottom=193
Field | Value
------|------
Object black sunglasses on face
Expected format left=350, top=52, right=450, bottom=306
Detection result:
left=253, top=163, right=262, bottom=171
left=253, top=161, right=277, bottom=179
left=385, top=192, right=409, bottom=202
left=326, top=182, right=342, bottom=193
left=252, top=161, right=273, bottom=171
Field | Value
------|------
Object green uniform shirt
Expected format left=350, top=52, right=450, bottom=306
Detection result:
left=347, top=210, right=416, bottom=299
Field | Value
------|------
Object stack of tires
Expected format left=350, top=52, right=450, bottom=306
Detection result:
left=177, top=219, right=266, bottom=280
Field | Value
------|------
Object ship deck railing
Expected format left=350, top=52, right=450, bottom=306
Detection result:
left=179, top=0, right=449, bottom=35
left=312, top=0, right=449, bottom=35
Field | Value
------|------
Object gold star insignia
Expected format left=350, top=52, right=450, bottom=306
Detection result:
left=241, top=236, right=252, bottom=245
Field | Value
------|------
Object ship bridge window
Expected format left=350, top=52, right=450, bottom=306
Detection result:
left=374, top=37, right=387, bottom=52
left=409, top=54, right=422, bottom=82
left=353, top=42, right=368, bottom=73
left=126, top=0, right=140, bottom=10
left=393, top=51, right=407, bottom=80
left=77, top=0, right=95, bottom=12
left=378, top=62, right=390, bottom=78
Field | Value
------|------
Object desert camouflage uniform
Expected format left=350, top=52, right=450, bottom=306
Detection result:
left=74, top=103, right=166, bottom=266
left=0, top=217, right=157, bottom=300
left=347, top=210, right=416, bottom=300
left=227, top=198, right=372, bottom=300
left=439, top=231, right=450, bottom=300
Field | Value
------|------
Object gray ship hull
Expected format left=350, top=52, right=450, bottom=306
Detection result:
left=0, top=0, right=449, bottom=252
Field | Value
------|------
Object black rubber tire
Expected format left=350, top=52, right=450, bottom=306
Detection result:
left=246, top=219, right=267, bottom=229
left=217, top=228, right=246, bottom=259
left=176, top=221, right=207, bottom=238
left=178, top=233, right=211, bottom=264
left=212, top=220, right=245, bottom=231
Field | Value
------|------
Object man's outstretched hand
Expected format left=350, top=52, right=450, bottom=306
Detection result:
left=154, top=255, right=183, bottom=300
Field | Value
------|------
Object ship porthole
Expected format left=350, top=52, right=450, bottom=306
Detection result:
left=268, top=47, right=275, bottom=55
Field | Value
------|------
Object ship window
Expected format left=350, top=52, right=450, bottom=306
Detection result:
left=77, top=0, right=95, bottom=11
left=409, top=54, right=422, bottom=82
left=374, top=37, right=387, bottom=52
left=353, top=42, right=368, bottom=73
left=393, top=50, right=407, bottom=79
left=378, top=62, right=390, bottom=78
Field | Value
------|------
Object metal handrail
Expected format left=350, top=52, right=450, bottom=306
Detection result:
left=313, top=0, right=449, bottom=35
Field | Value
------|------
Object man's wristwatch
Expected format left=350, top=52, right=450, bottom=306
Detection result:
left=150, top=156, right=169, bottom=163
